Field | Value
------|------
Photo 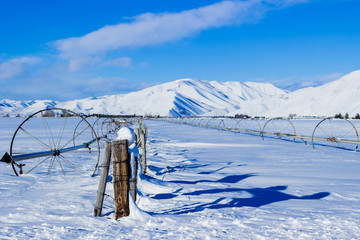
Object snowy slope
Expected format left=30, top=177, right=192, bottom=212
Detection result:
left=262, top=70, right=360, bottom=117
left=226, top=70, right=360, bottom=117
left=0, top=99, right=57, bottom=116
left=56, top=78, right=287, bottom=117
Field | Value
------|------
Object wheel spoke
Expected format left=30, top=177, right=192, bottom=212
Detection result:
left=317, top=126, right=331, bottom=138
left=25, top=156, right=52, bottom=174
left=20, top=127, right=52, bottom=150
left=59, top=125, right=90, bottom=150
left=47, top=156, right=56, bottom=175
left=55, top=156, right=66, bottom=175
left=328, top=120, right=335, bottom=140
left=56, top=116, right=68, bottom=149
left=42, top=117, right=56, bottom=149
left=337, top=126, right=354, bottom=140
left=59, top=154, right=86, bottom=175
left=279, top=123, right=290, bottom=134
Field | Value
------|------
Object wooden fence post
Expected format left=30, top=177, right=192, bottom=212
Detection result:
left=135, top=128, right=140, bottom=147
left=140, top=127, right=147, bottom=174
left=112, top=140, right=130, bottom=219
left=94, top=142, right=111, bottom=217
left=130, top=130, right=139, bottom=202
left=130, top=156, right=138, bottom=202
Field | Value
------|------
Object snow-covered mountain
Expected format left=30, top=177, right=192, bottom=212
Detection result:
left=1, top=70, right=360, bottom=117
left=0, top=99, right=57, bottom=117
left=56, top=78, right=287, bottom=117
left=261, top=70, right=360, bottom=117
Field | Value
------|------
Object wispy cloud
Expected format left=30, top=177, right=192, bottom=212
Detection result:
left=69, top=56, right=100, bottom=72
left=55, top=0, right=308, bottom=58
left=0, top=57, right=41, bottom=80
left=103, top=57, right=132, bottom=68
left=296, top=72, right=343, bottom=88
left=271, top=72, right=343, bottom=91
left=67, top=56, right=132, bottom=72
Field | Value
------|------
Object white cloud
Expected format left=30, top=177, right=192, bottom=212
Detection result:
left=299, top=73, right=343, bottom=87
left=103, top=57, right=132, bottom=68
left=55, top=0, right=308, bottom=58
left=0, top=57, right=41, bottom=80
left=271, top=72, right=343, bottom=91
left=0, top=62, right=24, bottom=80
left=83, top=76, right=135, bottom=93
left=68, top=56, right=132, bottom=72
left=69, top=56, right=100, bottom=72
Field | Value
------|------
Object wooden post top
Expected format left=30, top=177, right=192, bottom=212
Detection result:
left=111, top=139, right=128, bottom=146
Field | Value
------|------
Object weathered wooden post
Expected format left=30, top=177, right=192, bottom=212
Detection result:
left=137, top=119, right=148, bottom=174
left=135, top=128, right=140, bottom=147
left=130, top=130, right=139, bottom=202
left=140, top=126, right=147, bottom=174
left=94, top=142, right=111, bottom=217
left=130, top=156, right=138, bottom=202
left=112, top=140, right=130, bottom=219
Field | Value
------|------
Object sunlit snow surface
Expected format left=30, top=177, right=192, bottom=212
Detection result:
left=0, top=118, right=360, bottom=239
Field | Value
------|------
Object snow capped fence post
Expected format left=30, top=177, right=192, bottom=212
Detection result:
left=94, top=142, right=112, bottom=217
left=112, top=140, right=130, bottom=219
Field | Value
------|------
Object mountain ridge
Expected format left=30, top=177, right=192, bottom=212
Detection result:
left=1, top=71, right=360, bottom=117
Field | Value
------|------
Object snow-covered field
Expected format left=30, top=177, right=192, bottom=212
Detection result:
left=1, top=118, right=360, bottom=239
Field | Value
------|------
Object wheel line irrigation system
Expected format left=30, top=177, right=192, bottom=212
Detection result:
left=1, top=108, right=360, bottom=177
left=158, top=117, right=360, bottom=152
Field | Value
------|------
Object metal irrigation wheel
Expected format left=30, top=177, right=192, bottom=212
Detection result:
left=236, top=119, right=262, bottom=135
left=261, top=118, right=296, bottom=141
left=10, top=108, right=100, bottom=176
left=196, top=118, right=205, bottom=127
left=222, top=119, right=237, bottom=130
left=73, top=116, right=106, bottom=149
left=101, top=117, right=130, bottom=140
left=218, top=120, right=226, bottom=129
left=233, top=119, right=242, bottom=132
left=311, top=117, right=359, bottom=151
left=101, top=117, right=120, bottom=140
left=91, top=117, right=103, bottom=138
left=191, top=118, right=204, bottom=126
left=205, top=118, right=219, bottom=128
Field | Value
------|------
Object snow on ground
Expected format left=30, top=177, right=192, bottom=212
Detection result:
left=0, top=118, right=360, bottom=239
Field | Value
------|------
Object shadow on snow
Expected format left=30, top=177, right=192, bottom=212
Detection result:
left=146, top=173, right=329, bottom=215
left=160, top=185, right=330, bottom=215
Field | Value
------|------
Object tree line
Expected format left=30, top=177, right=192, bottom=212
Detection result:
left=334, top=113, right=360, bottom=119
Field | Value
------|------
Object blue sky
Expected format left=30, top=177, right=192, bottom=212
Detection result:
left=0, top=0, right=360, bottom=101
